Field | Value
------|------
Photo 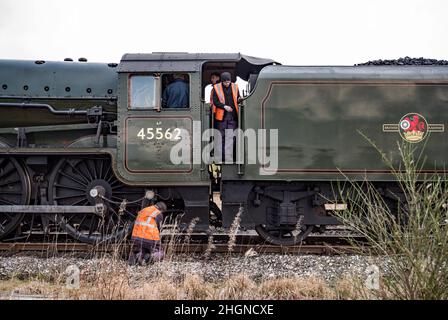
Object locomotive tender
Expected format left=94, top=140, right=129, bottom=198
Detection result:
left=0, top=53, right=447, bottom=245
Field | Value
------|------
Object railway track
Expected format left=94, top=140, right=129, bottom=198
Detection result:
left=0, top=232, right=365, bottom=255
left=0, top=229, right=366, bottom=255
left=0, top=241, right=358, bottom=255
left=1, top=228, right=365, bottom=244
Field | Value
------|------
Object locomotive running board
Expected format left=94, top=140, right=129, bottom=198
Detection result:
left=0, top=205, right=103, bottom=214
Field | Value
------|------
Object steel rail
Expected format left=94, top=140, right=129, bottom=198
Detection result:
left=0, top=242, right=360, bottom=255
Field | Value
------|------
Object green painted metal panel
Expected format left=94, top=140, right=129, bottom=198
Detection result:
left=240, top=66, right=448, bottom=181
left=0, top=59, right=117, bottom=99
left=116, top=72, right=209, bottom=185
left=0, top=59, right=118, bottom=127
left=124, top=116, right=193, bottom=173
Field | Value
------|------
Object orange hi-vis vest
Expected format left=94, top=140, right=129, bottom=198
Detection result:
left=213, top=83, right=239, bottom=121
left=132, top=206, right=161, bottom=241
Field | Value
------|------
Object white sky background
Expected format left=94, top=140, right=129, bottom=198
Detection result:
left=0, top=0, right=447, bottom=65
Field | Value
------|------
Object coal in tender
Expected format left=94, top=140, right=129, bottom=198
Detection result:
left=356, top=56, right=448, bottom=66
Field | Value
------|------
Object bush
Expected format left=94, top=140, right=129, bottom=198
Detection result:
left=336, top=139, right=448, bottom=299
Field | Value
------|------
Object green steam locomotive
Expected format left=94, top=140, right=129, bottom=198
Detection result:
left=1, top=53, right=447, bottom=245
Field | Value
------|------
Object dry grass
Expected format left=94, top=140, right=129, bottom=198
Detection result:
left=0, top=186, right=377, bottom=300
left=0, top=205, right=372, bottom=300
left=0, top=264, right=372, bottom=300
left=258, top=277, right=335, bottom=300
left=227, top=207, right=242, bottom=253
left=0, top=279, right=58, bottom=299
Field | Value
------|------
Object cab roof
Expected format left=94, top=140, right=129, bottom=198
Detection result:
left=119, top=52, right=279, bottom=80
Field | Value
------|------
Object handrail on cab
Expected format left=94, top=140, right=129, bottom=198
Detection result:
left=237, top=101, right=244, bottom=176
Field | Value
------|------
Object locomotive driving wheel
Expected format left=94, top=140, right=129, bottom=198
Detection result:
left=0, top=157, right=31, bottom=239
left=48, top=156, right=144, bottom=244
left=255, top=224, right=314, bottom=246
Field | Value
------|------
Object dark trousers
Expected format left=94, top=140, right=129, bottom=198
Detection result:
left=128, top=239, right=161, bottom=265
left=215, top=115, right=238, bottom=163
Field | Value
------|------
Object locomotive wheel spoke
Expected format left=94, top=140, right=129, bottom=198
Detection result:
left=54, top=194, right=85, bottom=201
left=1, top=191, right=24, bottom=195
left=109, top=179, right=121, bottom=187
left=91, top=159, right=98, bottom=179
left=98, top=160, right=104, bottom=179
left=79, top=161, right=92, bottom=181
left=106, top=173, right=118, bottom=184
left=103, top=165, right=112, bottom=181
left=0, top=197, right=15, bottom=205
left=0, top=178, right=21, bottom=187
left=48, top=156, right=144, bottom=244
left=0, top=157, right=31, bottom=239
left=66, top=161, right=90, bottom=184
left=0, top=167, right=15, bottom=180
left=57, top=170, right=88, bottom=187
left=54, top=183, right=86, bottom=192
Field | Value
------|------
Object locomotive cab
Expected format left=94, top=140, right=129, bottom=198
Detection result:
left=115, top=53, right=277, bottom=229
left=115, top=53, right=277, bottom=183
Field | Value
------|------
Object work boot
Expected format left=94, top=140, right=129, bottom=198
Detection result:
left=151, top=249, right=165, bottom=262
left=127, top=253, right=137, bottom=266
left=143, top=253, right=151, bottom=265
left=135, top=252, right=144, bottom=266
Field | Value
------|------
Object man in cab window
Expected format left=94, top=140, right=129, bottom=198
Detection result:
left=162, top=74, right=189, bottom=108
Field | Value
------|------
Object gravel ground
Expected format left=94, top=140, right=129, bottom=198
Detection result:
left=154, top=254, right=385, bottom=283
left=0, top=252, right=387, bottom=284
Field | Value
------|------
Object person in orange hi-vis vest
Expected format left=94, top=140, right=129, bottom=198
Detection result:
left=205, top=72, right=222, bottom=190
left=128, top=201, right=167, bottom=265
left=212, top=72, right=242, bottom=163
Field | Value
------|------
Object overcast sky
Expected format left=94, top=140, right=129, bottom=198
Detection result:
left=0, top=0, right=447, bottom=65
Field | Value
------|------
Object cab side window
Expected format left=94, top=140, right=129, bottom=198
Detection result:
left=129, top=75, right=157, bottom=109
